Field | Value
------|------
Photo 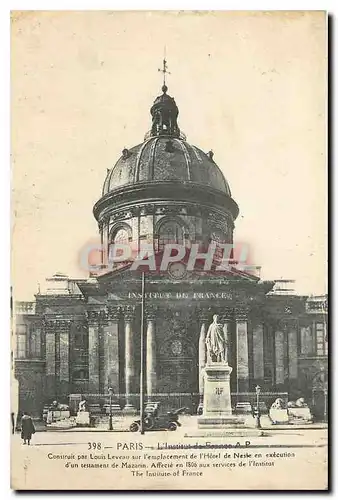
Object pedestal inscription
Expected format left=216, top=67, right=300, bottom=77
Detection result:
left=198, top=363, right=243, bottom=428
left=202, top=363, right=233, bottom=416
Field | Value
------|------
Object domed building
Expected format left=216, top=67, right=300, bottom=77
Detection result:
left=14, top=81, right=328, bottom=422
left=94, top=84, right=238, bottom=267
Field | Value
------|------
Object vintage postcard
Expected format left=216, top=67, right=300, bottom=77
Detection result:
left=11, top=10, right=328, bottom=490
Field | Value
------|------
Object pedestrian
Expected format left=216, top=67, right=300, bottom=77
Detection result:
left=20, top=411, right=35, bottom=445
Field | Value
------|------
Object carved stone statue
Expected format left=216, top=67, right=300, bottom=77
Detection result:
left=78, top=399, right=87, bottom=412
left=206, top=314, right=228, bottom=364
left=295, top=397, right=308, bottom=408
left=270, top=397, right=287, bottom=410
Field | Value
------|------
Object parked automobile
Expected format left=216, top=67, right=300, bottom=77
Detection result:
left=130, top=402, right=187, bottom=432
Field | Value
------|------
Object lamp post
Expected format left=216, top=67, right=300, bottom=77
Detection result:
left=255, top=385, right=262, bottom=429
left=139, top=271, right=145, bottom=435
left=108, top=387, right=113, bottom=431
left=323, top=386, right=328, bottom=423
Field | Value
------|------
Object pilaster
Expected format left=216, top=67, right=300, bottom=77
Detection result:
left=235, top=306, right=250, bottom=392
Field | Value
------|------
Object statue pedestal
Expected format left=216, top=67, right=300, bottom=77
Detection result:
left=76, top=411, right=90, bottom=427
left=288, top=406, right=313, bottom=424
left=198, top=363, right=244, bottom=429
left=269, top=408, right=289, bottom=425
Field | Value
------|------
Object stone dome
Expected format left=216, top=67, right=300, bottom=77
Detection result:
left=94, top=82, right=239, bottom=226
left=102, top=137, right=232, bottom=197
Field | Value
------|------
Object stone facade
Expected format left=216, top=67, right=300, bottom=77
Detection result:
left=13, top=84, right=328, bottom=421
left=14, top=281, right=328, bottom=419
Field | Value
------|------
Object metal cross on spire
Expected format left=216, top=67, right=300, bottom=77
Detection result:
left=158, top=48, right=171, bottom=89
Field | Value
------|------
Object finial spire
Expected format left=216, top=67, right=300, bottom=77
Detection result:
left=149, top=51, right=181, bottom=138
left=158, top=47, right=171, bottom=92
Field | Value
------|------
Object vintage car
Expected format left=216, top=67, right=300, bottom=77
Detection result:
left=129, top=402, right=187, bottom=432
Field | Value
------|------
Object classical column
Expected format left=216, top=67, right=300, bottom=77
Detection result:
left=145, top=308, right=156, bottom=399
left=235, top=307, right=249, bottom=393
left=59, top=320, right=70, bottom=397
left=45, top=320, right=57, bottom=397
left=287, top=320, right=298, bottom=380
left=252, top=322, right=264, bottom=382
left=124, top=307, right=136, bottom=411
left=88, top=311, right=100, bottom=393
left=198, top=313, right=208, bottom=409
left=275, top=324, right=285, bottom=386
left=102, top=307, right=120, bottom=395
left=221, top=308, right=233, bottom=365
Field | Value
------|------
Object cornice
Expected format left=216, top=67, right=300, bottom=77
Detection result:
left=104, top=202, right=234, bottom=228
left=93, top=181, right=239, bottom=223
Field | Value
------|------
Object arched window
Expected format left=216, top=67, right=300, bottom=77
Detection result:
left=158, top=220, right=184, bottom=251
left=108, top=225, right=132, bottom=264
left=113, top=228, right=130, bottom=244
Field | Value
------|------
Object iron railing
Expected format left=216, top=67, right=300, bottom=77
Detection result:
left=66, top=391, right=289, bottom=416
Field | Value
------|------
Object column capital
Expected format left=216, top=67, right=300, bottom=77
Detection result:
left=43, top=319, right=56, bottom=330
left=196, top=308, right=210, bottom=323
left=145, top=306, right=157, bottom=321
left=234, top=306, right=250, bottom=321
left=220, top=307, right=233, bottom=322
left=107, top=306, right=121, bottom=322
left=122, top=305, right=136, bottom=321
left=99, top=310, right=110, bottom=326
left=58, top=320, right=71, bottom=331
left=87, top=310, right=100, bottom=325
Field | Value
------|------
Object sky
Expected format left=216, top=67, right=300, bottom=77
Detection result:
left=11, top=10, right=327, bottom=300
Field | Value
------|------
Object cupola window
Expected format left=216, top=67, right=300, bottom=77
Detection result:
left=113, top=228, right=130, bottom=244
left=158, top=220, right=184, bottom=251
left=108, top=225, right=132, bottom=263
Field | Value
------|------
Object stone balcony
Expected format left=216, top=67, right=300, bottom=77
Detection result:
left=15, top=301, right=36, bottom=314
left=305, top=295, right=328, bottom=314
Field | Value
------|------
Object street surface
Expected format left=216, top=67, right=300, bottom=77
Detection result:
left=11, top=417, right=328, bottom=490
